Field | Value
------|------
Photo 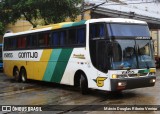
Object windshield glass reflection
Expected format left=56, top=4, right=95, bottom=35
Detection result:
left=107, top=24, right=150, bottom=37
left=136, top=40, right=155, bottom=68
left=111, top=40, right=155, bottom=70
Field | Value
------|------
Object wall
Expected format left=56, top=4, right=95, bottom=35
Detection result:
left=6, top=20, right=33, bottom=33
left=151, top=30, right=160, bottom=57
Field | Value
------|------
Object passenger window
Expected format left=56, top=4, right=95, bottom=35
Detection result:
left=77, top=28, right=86, bottom=44
left=3, top=39, right=6, bottom=50
left=38, top=33, right=49, bottom=47
left=51, top=32, right=59, bottom=46
left=8, top=38, right=16, bottom=49
left=38, top=33, right=45, bottom=47
left=17, top=36, right=26, bottom=48
left=27, top=34, right=37, bottom=48
left=68, top=29, right=76, bottom=45
left=44, top=33, right=50, bottom=46
left=60, top=31, right=67, bottom=46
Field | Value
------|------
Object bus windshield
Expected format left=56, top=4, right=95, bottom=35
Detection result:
left=107, top=24, right=150, bottom=37
left=105, top=23, right=155, bottom=70
left=111, top=40, right=155, bottom=70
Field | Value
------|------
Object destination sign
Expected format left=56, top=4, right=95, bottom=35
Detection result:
left=135, top=37, right=151, bottom=39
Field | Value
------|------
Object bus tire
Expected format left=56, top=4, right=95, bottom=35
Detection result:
left=20, top=68, right=27, bottom=83
left=80, top=74, right=88, bottom=95
left=13, top=67, right=21, bottom=82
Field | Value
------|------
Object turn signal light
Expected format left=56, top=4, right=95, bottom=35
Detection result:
left=112, top=74, right=117, bottom=79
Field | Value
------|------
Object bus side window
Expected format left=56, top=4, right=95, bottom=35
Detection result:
left=90, top=23, right=105, bottom=39
left=4, top=39, right=8, bottom=50
left=18, top=37, right=21, bottom=48
left=27, top=34, right=37, bottom=48
left=51, top=32, right=59, bottom=46
left=4, top=39, right=10, bottom=50
left=38, top=33, right=48, bottom=47
left=60, top=31, right=66, bottom=46
left=18, top=36, right=26, bottom=48
left=44, top=33, right=49, bottom=46
left=8, top=38, right=16, bottom=50
left=77, top=28, right=86, bottom=44
left=21, top=37, right=26, bottom=48
left=68, top=28, right=76, bottom=45
left=99, top=24, right=104, bottom=37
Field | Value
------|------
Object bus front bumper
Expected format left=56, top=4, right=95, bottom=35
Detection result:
left=110, top=76, right=156, bottom=91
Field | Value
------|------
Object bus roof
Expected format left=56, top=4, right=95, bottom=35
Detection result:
left=4, top=20, right=86, bottom=38
left=88, top=18, right=147, bottom=24
left=4, top=18, right=147, bottom=38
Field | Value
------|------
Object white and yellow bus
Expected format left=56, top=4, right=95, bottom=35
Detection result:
left=3, top=18, right=156, bottom=94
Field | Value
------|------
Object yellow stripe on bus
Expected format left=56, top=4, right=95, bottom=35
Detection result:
left=3, top=49, right=52, bottom=81
left=34, top=49, right=52, bottom=80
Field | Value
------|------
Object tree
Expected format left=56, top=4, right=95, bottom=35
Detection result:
left=38, top=0, right=81, bottom=24
left=0, top=22, right=5, bottom=35
left=0, top=0, right=81, bottom=34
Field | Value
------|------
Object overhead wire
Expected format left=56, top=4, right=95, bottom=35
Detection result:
left=82, top=0, right=159, bottom=14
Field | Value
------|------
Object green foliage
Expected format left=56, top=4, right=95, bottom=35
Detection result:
left=0, top=0, right=81, bottom=34
left=0, top=22, right=5, bottom=35
left=38, top=0, right=81, bottom=24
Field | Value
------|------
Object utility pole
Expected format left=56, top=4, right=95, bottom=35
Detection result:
left=81, top=0, right=107, bottom=20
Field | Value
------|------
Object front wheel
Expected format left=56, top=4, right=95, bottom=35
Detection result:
left=20, top=68, right=27, bottom=83
left=80, top=74, right=88, bottom=95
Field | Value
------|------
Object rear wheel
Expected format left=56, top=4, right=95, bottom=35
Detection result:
left=13, top=67, right=20, bottom=82
left=80, top=74, right=88, bottom=95
left=20, top=68, right=27, bottom=83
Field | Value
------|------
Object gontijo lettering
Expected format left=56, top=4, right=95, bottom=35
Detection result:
left=18, top=52, right=38, bottom=58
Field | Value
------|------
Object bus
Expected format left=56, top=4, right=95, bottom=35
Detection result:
left=0, top=44, right=3, bottom=70
left=3, top=18, right=156, bottom=94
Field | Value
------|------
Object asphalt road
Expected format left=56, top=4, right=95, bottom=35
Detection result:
left=0, top=69, right=160, bottom=114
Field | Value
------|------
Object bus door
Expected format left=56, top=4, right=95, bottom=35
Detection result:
left=96, top=40, right=111, bottom=76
